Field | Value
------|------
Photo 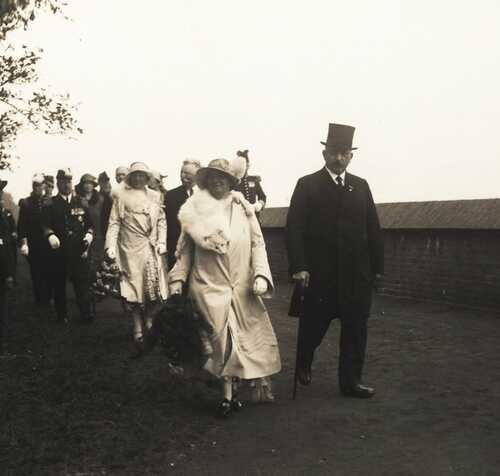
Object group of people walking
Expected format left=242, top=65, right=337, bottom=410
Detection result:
left=0, top=123, right=384, bottom=416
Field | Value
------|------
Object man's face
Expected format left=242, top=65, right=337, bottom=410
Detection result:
left=180, top=164, right=198, bottom=189
left=45, top=184, right=54, bottom=197
left=323, top=148, right=353, bottom=175
left=57, top=178, right=73, bottom=195
left=33, top=183, right=45, bottom=197
left=116, top=173, right=126, bottom=184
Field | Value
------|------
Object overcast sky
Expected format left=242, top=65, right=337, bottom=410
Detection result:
left=1, top=0, right=499, bottom=206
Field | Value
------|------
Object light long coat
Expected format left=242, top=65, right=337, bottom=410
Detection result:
left=105, top=186, right=168, bottom=303
left=169, top=190, right=281, bottom=379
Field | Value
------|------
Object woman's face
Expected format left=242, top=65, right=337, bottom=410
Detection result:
left=82, top=181, right=95, bottom=194
left=129, top=172, right=149, bottom=189
left=206, top=170, right=232, bottom=199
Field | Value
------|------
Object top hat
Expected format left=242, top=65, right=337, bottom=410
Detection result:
left=196, top=156, right=247, bottom=189
left=0, top=180, right=7, bottom=192
left=320, top=123, right=358, bottom=150
left=56, top=168, right=73, bottom=181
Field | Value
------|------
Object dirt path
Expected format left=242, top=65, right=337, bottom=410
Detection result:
left=175, top=292, right=500, bottom=476
left=2, top=265, right=500, bottom=475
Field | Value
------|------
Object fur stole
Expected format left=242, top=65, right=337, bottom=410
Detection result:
left=175, top=188, right=255, bottom=257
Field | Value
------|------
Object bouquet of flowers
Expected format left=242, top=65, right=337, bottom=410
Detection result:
left=154, top=293, right=212, bottom=369
left=91, top=258, right=122, bottom=301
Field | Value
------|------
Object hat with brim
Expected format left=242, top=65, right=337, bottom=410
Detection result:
left=0, top=180, right=7, bottom=192
left=196, top=158, right=245, bottom=190
left=79, top=173, right=98, bottom=186
left=44, top=175, right=54, bottom=186
left=126, top=162, right=152, bottom=178
left=116, top=166, right=129, bottom=176
left=320, top=123, right=358, bottom=151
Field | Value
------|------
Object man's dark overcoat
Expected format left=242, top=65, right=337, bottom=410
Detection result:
left=286, top=168, right=384, bottom=319
left=165, top=185, right=189, bottom=269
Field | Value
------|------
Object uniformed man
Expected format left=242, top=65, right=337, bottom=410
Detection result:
left=42, top=169, right=95, bottom=323
left=234, top=149, right=267, bottom=218
left=18, top=173, right=51, bottom=305
left=44, top=175, right=55, bottom=197
left=0, top=180, right=16, bottom=355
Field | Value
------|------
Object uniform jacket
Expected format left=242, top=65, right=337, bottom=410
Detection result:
left=165, top=185, right=189, bottom=268
left=18, top=194, right=50, bottom=252
left=286, top=168, right=384, bottom=317
left=169, top=189, right=281, bottom=379
left=0, top=209, right=16, bottom=280
left=42, top=194, right=94, bottom=262
left=235, top=175, right=267, bottom=206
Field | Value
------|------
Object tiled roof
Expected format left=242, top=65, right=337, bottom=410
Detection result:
left=260, top=199, right=500, bottom=230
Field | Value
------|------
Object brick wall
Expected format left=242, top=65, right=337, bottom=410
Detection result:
left=263, top=227, right=500, bottom=311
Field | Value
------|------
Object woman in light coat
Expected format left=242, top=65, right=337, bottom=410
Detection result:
left=105, top=162, right=168, bottom=353
left=169, top=157, right=281, bottom=416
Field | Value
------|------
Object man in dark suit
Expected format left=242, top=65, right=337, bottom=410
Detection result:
left=18, top=173, right=52, bottom=305
left=234, top=149, right=267, bottom=218
left=286, top=123, right=384, bottom=398
left=42, top=169, right=94, bottom=323
left=165, top=159, right=201, bottom=269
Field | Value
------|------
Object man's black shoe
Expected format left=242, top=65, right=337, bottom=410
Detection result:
left=296, top=366, right=312, bottom=386
left=341, top=383, right=375, bottom=399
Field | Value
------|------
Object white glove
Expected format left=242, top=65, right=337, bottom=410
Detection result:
left=169, top=281, right=183, bottom=295
left=156, top=243, right=167, bottom=255
left=254, top=201, right=264, bottom=213
left=83, top=232, right=93, bottom=246
left=48, top=234, right=60, bottom=250
left=106, top=248, right=116, bottom=260
left=20, top=243, right=29, bottom=256
left=253, top=276, right=268, bottom=296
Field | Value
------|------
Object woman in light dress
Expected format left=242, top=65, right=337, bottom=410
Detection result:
left=169, top=157, right=281, bottom=416
left=105, top=162, right=168, bottom=354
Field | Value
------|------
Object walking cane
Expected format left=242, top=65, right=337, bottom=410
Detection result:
left=291, top=283, right=305, bottom=400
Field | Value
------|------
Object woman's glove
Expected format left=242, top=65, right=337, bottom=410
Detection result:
left=253, top=276, right=268, bottom=296
left=169, top=281, right=183, bottom=295
left=254, top=201, right=264, bottom=213
left=156, top=243, right=167, bottom=255
left=20, top=243, right=29, bottom=256
left=106, top=248, right=116, bottom=260
left=48, top=234, right=60, bottom=250
left=83, top=232, right=93, bottom=246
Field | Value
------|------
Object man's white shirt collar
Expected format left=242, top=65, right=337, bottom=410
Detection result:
left=324, top=166, right=346, bottom=185
left=60, top=192, right=72, bottom=203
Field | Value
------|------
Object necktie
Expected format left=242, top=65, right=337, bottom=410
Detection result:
left=336, top=176, right=343, bottom=187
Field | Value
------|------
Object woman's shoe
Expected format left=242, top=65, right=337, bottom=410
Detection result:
left=217, top=399, right=232, bottom=418
left=230, top=397, right=244, bottom=412
left=131, top=332, right=145, bottom=358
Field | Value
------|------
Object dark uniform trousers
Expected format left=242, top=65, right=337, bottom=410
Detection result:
left=43, top=195, right=93, bottom=321
left=18, top=195, right=51, bottom=304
